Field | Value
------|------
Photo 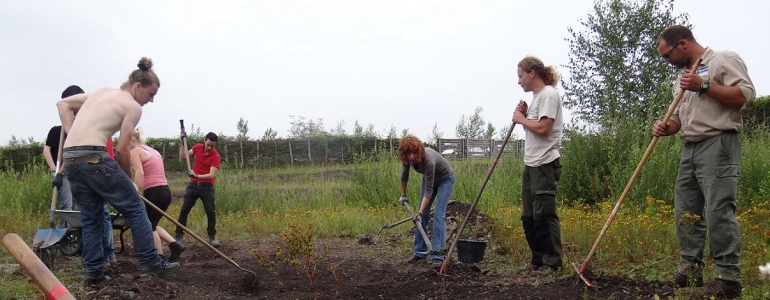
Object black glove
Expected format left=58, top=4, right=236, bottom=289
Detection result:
left=180, top=131, right=187, bottom=140
left=413, top=213, right=423, bottom=224
left=52, top=173, right=64, bottom=189
left=187, top=170, right=198, bottom=179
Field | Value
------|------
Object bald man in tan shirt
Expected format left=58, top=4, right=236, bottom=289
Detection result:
left=652, top=25, right=754, bottom=299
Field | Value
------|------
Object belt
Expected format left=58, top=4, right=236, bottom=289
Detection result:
left=189, top=181, right=213, bottom=186
left=63, top=153, right=112, bottom=165
left=64, top=146, right=108, bottom=152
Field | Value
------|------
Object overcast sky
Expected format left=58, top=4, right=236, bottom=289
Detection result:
left=1, top=0, right=767, bottom=145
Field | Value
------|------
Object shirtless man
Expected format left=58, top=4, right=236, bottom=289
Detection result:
left=57, top=57, right=179, bottom=284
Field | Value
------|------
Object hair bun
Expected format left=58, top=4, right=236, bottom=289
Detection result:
left=137, top=57, right=153, bottom=71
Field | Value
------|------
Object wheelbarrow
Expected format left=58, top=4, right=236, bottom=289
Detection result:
left=53, top=210, right=130, bottom=256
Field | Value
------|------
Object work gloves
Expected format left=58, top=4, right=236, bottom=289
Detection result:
left=413, top=213, right=423, bottom=224
left=52, top=173, right=64, bottom=189
left=398, top=195, right=409, bottom=205
left=180, top=131, right=187, bottom=140
left=187, top=170, right=198, bottom=179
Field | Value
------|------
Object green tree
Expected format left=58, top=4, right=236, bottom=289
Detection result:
left=262, top=128, right=278, bottom=141
left=289, top=116, right=326, bottom=138
left=331, top=120, right=347, bottom=137
left=455, top=106, right=486, bottom=139
left=427, top=122, right=444, bottom=147
left=563, top=0, right=688, bottom=130
left=483, top=123, right=496, bottom=139
left=236, top=117, right=249, bottom=168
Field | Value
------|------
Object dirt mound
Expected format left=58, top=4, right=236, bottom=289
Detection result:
left=444, top=200, right=495, bottom=241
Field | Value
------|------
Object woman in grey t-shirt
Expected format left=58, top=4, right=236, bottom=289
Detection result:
left=397, top=136, right=455, bottom=268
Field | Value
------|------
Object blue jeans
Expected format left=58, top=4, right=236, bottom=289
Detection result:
left=102, top=204, right=115, bottom=260
left=414, top=174, right=454, bottom=261
left=65, top=158, right=161, bottom=279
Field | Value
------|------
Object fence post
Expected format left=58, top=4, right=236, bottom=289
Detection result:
left=274, top=140, right=278, bottom=166
left=289, top=141, right=294, bottom=165
left=256, top=140, right=260, bottom=168
left=307, top=137, right=311, bottom=163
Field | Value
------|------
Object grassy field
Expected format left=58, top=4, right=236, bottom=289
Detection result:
left=1, top=154, right=769, bottom=298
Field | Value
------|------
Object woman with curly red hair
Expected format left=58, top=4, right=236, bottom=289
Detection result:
left=397, top=136, right=454, bottom=268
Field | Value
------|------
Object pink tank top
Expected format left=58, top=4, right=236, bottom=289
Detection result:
left=138, top=144, right=168, bottom=189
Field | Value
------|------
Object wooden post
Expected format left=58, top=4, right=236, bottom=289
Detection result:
left=274, top=140, right=278, bottom=166
left=307, top=138, right=312, bottom=162
left=256, top=140, right=260, bottom=168
left=2, top=234, right=75, bottom=300
left=289, top=141, right=294, bottom=165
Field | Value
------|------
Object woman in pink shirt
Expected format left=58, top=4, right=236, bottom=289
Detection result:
left=130, top=127, right=185, bottom=262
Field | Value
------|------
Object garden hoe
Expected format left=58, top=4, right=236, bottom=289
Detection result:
left=573, top=58, right=702, bottom=288
left=376, top=200, right=457, bottom=236
left=180, top=120, right=193, bottom=173
left=441, top=122, right=516, bottom=276
left=400, top=198, right=432, bottom=255
left=33, top=127, right=67, bottom=251
left=139, top=194, right=259, bottom=287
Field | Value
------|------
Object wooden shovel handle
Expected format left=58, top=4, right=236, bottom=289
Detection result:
left=2, top=233, right=75, bottom=300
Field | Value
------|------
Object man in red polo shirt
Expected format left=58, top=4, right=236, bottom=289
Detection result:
left=175, top=132, right=222, bottom=248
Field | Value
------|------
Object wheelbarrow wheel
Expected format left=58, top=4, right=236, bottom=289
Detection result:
left=59, top=230, right=82, bottom=256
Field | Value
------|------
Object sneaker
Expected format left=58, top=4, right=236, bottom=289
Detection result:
left=531, top=266, right=559, bottom=277
left=516, top=263, right=540, bottom=274
left=674, top=272, right=703, bottom=288
left=431, top=260, right=444, bottom=269
left=407, top=256, right=426, bottom=264
left=168, top=241, right=185, bottom=263
left=209, top=238, right=221, bottom=248
left=143, top=260, right=180, bottom=275
left=693, top=279, right=742, bottom=299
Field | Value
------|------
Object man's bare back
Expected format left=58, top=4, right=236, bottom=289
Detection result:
left=58, top=84, right=155, bottom=177
left=58, top=88, right=142, bottom=148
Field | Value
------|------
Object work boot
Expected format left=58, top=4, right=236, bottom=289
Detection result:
left=83, top=275, right=110, bottom=289
left=209, top=236, right=221, bottom=248
left=143, top=260, right=180, bottom=275
left=174, top=233, right=183, bottom=242
left=407, top=256, right=425, bottom=264
left=516, top=263, right=540, bottom=274
left=692, top=279, right=742, bottom=299
left=168, top=241, right=186, bottom=263
left=674, top=272, right=703, bottom=288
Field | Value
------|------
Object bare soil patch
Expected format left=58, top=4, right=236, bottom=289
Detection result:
left=29, top=202, right=675, bottom=299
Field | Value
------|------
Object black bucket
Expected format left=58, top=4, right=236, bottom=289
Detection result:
left=457, top=239, right=487, bottom=263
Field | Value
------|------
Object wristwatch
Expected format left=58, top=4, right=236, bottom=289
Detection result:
left=699, top=80, right=710, bottom=96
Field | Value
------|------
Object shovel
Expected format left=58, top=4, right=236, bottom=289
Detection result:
left=440, top=122, right=516, bottom=275
left=400, top=198, right=432, bottom=255
left=573, top=58, right=703, bottom=287
left=377, top=200, right=457, bottom=236
left=33, top=127, right=67, bottom=250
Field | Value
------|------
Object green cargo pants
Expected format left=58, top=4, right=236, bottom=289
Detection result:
left=675, top=131, right=741, bottom=282
left=521, top=158, right=563, bottom=268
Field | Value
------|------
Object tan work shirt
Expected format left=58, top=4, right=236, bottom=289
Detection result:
left=670, top=48, right=755, bottom=143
